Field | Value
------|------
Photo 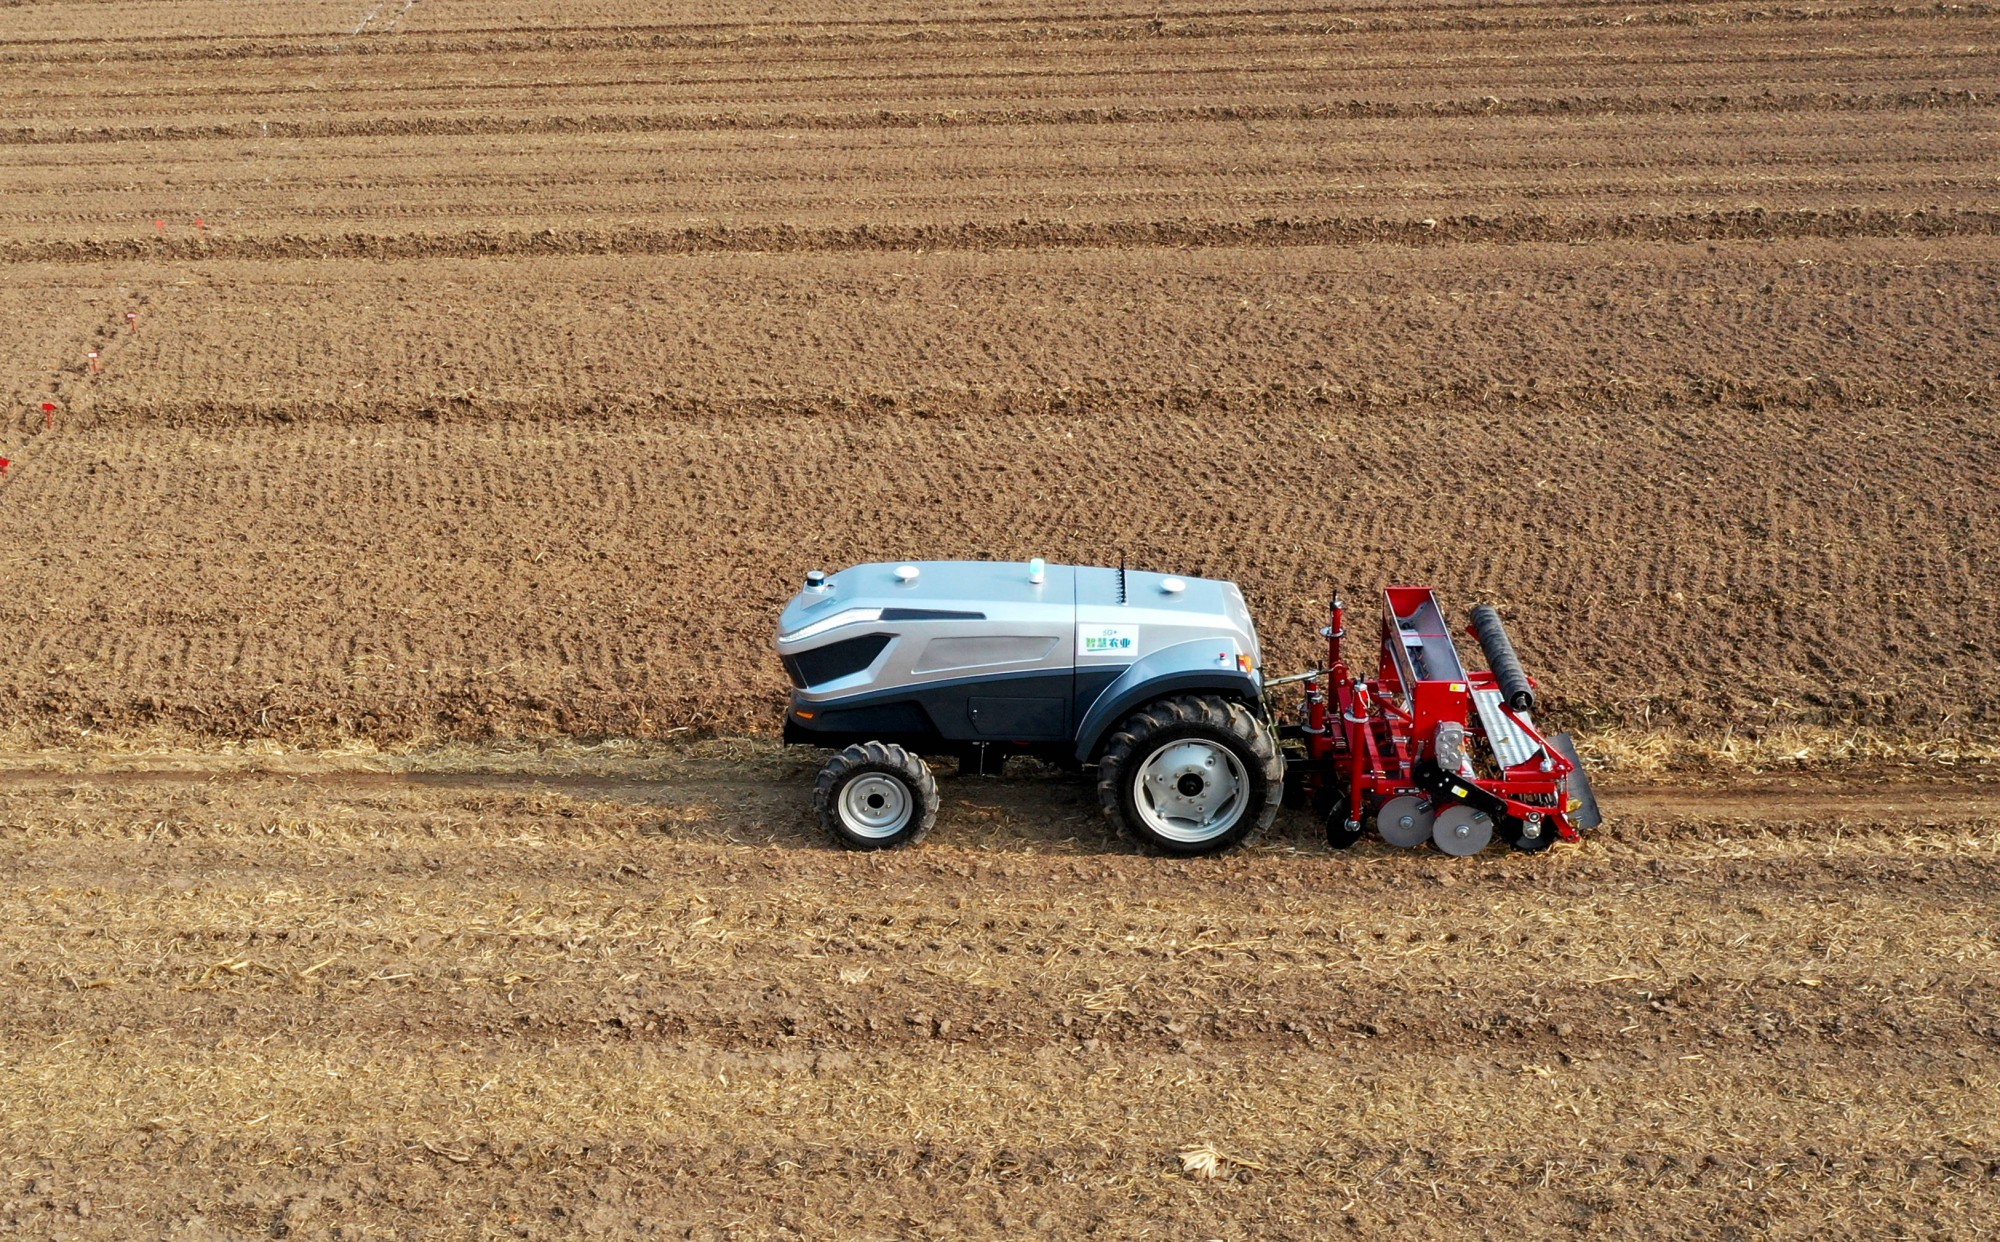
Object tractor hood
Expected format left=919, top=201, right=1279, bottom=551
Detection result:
left=778, top=560, right=1078, bottom=645
left=777, top=560, right=1259, bottom=667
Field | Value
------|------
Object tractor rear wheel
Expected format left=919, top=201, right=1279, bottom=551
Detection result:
left=814, top=742, right=939, bottom=850
left=1097, top=695, right=1283, bottom=855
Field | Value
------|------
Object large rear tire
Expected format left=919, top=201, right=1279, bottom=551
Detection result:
left=814, top=742, right=939, bottom=850
left=1096, top=695, right=1283, bottom=855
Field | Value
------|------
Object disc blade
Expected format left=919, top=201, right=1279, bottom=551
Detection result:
left=1432, top=806, right=1494, bottom=856
left=1376, top=795, right=1434, bottom=848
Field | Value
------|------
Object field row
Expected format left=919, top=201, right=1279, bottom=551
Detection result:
left=3, top=8, right=1993, bottom=250
left=0, top=240, right=1988, bottom=740
left=7, top=242, right=1993, bottom=418
left=3, top=0, right=1990, bottom=49
left=0, top=766, right=1994, bottom=1237
left=3, top=111, right=1995, bottom=247
left=12, top=23, right=1993, bottom=122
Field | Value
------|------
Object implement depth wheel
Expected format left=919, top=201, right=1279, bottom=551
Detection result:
left=1317, top=781, right=1363, bottom=850
left=1097, top=695, right=1283, bottom=856
left=1501, top=814, right=1557, bottom=853
left=814, top=742, right=939, bottom=850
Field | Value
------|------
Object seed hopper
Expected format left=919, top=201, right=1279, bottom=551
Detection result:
left=1279, top=588, right=1602, bottom=854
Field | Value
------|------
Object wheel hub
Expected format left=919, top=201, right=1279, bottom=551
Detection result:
left=1135, top=738, right=1248, bottom=845
left=838, top=773, right=914, bottom=839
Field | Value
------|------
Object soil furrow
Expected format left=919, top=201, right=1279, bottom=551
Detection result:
left=2, top=4, right=1990, bottom=63
left=3, top=89, right=1990, bottom=147
left=4, top=206, right=1996, bottom=266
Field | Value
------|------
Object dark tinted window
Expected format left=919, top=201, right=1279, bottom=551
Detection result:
left=785, top=633, right=892, bottom=687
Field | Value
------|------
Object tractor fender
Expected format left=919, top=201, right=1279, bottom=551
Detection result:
left=1073, top=639, right=1262, bottom=763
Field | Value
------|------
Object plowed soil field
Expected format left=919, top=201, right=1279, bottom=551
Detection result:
left=0, top=0, right=1997, bottom=747
left=1, top=750, right=1998, bottom=1238
left=1, top=1, right=1997, bottom=1238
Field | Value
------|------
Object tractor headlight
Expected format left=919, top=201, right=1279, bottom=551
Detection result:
left=1433, top=721, right=1467, bottom=772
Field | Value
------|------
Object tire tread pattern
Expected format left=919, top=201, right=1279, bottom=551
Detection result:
left=812, top=740, right=939, bottom=850
left=1095, top=694, right=1283, bottom=855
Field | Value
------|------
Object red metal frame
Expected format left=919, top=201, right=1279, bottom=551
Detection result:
left=1297, top=588, right=1584, bottom=843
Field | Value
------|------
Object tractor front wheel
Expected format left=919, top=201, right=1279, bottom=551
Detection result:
left=1097, top=695, right=1283, bottom=855
left=814, top=742, right=939, bottom=850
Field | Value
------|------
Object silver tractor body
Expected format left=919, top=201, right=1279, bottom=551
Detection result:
left=777, top=560, right=1263, bottom=763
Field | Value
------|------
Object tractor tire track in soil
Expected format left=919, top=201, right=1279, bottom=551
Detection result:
left=0, top=758, right=1995, bottom=1237
left=0, top=289, right=147, bottom=479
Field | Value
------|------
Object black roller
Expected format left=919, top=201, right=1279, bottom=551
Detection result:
left=1470, top=605, right=1535, bottom=712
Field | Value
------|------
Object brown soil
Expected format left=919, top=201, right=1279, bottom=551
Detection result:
left=1, top=2, right=1997, bottom=1236
left=0, top=240, right=1994, bottom=745
left=0, top=2, right=1995, bottom=746
left=1, top=750, right=1997, bottom=1239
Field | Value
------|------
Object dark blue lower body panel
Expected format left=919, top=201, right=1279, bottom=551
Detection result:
left=787, top=667, right=1123, bottom=756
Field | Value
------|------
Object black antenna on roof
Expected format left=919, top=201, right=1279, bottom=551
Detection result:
left=1118, top=553, right=1128, bottom=605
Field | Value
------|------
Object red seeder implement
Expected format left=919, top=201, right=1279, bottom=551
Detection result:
left=1279, top=588, right=1602, bottom=855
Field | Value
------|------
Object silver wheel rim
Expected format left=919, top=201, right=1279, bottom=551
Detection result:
left=1133, top=738, right=1248, bottom=845
left=838, top=773, right=914, bottom=839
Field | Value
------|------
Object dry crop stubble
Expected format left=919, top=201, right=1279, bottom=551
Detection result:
left=1, top=770, right=1998, bottom=1236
